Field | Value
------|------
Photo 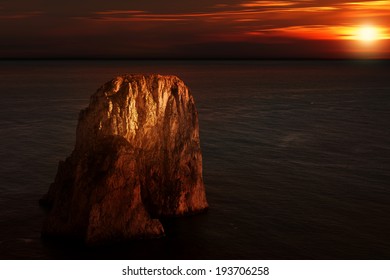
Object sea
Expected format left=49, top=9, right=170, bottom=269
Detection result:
left=0, top=60, right=389, bottom=259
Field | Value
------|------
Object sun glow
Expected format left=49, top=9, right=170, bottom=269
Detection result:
left=357, top=25, right=379, bottom=42
left=341, top=24, right=390, bottom=58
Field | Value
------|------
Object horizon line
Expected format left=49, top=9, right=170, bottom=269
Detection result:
left=1, top=57, right=390, bottom=61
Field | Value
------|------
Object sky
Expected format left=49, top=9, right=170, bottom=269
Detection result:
left=1, top=0, right=390, bottom=59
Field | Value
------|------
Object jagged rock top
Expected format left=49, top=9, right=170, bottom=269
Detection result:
left=76, top=74, right=198, bottom=152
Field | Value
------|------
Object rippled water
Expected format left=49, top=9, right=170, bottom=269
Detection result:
left=0, top=60, right=389, bottom=259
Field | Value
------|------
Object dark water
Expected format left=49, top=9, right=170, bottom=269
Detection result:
left=0, top=60, right=389, bottom=259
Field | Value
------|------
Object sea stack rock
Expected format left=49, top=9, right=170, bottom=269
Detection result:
left=41, top=74, right=208, bottom=244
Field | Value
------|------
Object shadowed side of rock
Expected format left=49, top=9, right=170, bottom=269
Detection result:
left=42, top=136, right=164, bottom=244
left=41, top=74, right=208, bottom=244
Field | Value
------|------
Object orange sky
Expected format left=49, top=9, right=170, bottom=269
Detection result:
left=1, top=0, right=390, bottom=58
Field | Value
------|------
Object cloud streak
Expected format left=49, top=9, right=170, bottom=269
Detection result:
left=81, top=4, right=339, bottom=23
left=0, top=11, right=43, bottom=20
left=247, top=24, right=390, bottom=41
left=239, top=1, right=297, bottom=7
left=79, top=0, right=389, bottom=24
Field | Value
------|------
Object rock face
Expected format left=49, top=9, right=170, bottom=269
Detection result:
left=41, top=74, right=208, bottom=244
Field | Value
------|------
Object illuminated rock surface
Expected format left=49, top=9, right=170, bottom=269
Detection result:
left=41, top=74, right=208, bottom=244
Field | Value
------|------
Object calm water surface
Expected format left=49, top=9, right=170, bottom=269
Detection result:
left=0, top=60, right=389, bottom=259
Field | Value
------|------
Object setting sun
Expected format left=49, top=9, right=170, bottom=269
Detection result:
left=357, top=26, right=379, bottom=42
